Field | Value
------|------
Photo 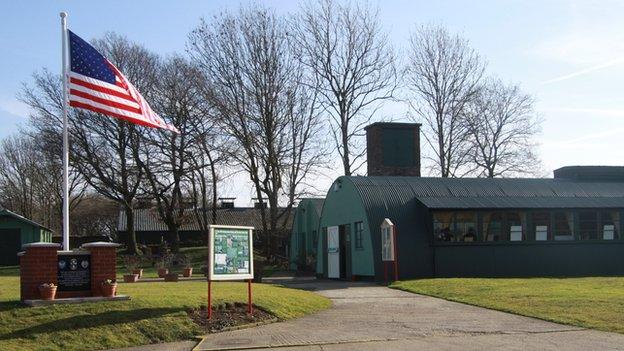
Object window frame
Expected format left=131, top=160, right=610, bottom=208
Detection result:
left=354, top=221, right=364, bottom=250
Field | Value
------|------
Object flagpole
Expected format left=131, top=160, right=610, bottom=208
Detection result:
left=60, top=12, right=70, bottom=251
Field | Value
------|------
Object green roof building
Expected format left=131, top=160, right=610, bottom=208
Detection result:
left=306, top=123, right=624, bottom=280
left=289, top=198, right=324, bottom=271
left=0, top=209, right=52, bottom=265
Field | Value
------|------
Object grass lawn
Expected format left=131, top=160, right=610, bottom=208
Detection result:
left=0, top=274, right=330, bottom=351
left=391, top=277, right=624, bottom=334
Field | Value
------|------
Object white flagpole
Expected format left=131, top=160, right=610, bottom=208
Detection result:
left=60, top=12, right=70, bottom=251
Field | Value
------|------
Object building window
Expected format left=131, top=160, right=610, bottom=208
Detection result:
left=434, top=212, right=454, bottom=242
left=434, top=212, right=476, bottom=242
left=532, top=212, right=550, bottom=240
left=600, top=212, right=620, bottom=240
left=455, top=212, right=477, bottom=242
left=554, top=211, right=574, bottom=240
left=354, top=222, right=364, bottom=249
left=483, top=212, right=504, bottom=241
left=579, top=211, right=598, bottom=240
left=507, top=212, right=525, bottom=241
left=312, top=230, right=318, bottom=249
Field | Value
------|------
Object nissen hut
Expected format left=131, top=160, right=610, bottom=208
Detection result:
left=307, top=123, right=624, bottom=281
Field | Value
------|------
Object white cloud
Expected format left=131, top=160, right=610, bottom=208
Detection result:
left=541, top=57, right=624, bottom=84
left=539, top=107, right=624, bottom=118
left=0, top=98, right=29, bottom=118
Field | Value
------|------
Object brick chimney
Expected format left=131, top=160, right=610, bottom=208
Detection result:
left=365, top=122, right=421, bottom=176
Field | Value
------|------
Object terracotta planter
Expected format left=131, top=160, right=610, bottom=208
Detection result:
left=164, top=273, right=179, bottom=282
left=132, top=269, right=143, bottom=278
left=182, top=267, right=193, bottom=278
left=123, top=274, right=139, bottom=283
left=39, top=286, right=57, bottom=300
left=101, top=283, right=117, bottom=297
left=157, top=268, right=169, bottom=278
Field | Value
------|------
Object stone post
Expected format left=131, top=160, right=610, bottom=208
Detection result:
left=82, top=242, right=120, bottom=296
left=19, top=242, right=62, bottom=301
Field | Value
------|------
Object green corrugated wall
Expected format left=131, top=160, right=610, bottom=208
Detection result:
left=289, top=199, right=323, bottom=270
left=317, top=179, right=375, bottom=278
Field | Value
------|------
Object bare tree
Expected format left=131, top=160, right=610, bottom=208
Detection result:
left=292, top=0, right=397, bottom=176
left=136, top=56, right=205, bottom=252
left=405, top=24, right=485, bottom=177
left=0, top=133, right=84, bottom=233
left=187, top=111, right=231, bottom=243
left=189, top=5, right=325, bottom=257
left=20, top=33, right=158, bottom=254
left=464, top=78, right=542, bottom=178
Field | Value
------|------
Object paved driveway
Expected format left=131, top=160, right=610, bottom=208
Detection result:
left=196, top=280, right=624, bottom=350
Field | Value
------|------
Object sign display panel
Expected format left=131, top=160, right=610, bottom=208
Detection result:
left=57, top=253, right=91, bottom=291
left=381, top=219, right=395, bottom=261
left=209, top=225, right=254, bottom=281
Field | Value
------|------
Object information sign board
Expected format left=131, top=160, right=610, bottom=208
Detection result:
left=208, top=225, right=254, bottom=280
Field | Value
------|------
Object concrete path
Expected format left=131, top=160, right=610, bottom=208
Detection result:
left=196, top=280, right=624, bottom=350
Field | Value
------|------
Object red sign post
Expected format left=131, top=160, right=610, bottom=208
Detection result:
left=206, top=225, right=255, bottom=319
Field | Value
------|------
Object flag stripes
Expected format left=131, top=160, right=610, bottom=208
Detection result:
left=67, top=30, right=179, bottom=133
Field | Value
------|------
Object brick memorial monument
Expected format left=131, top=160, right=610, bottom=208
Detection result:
left=19, top=241, right=127, bottom=304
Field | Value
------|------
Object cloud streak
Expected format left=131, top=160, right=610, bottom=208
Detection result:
left=541, top=57, right=624, bottom=84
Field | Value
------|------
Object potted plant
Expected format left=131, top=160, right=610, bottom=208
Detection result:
left=39, top=283, right=57, bottom=300
left=101, top=279, right=117, bottom=297
left=163, top=256, right=179, bottom=282
left=123, top=256, right=140, bottom=283
left=164, top=271, right=179, bottom=282
left=179, top=255, right=193, bottom=278
left=155, top=256, right=169, bottom=278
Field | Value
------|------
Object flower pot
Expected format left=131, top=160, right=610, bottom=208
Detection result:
left=101, top=283, right=117, bottom=297
left=123, top=274, right=139, bottom=283
left=164, top=273, right=179, bottom=282
left=39, top=285, right=57, bottom=300
left=182, top=267, right=193, bottom=278
left=132, top=269, right=143, bottom=278
left=157, top=268, right=169, bottom=278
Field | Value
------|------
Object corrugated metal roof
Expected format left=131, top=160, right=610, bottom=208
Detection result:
left=348, top=176, right=624, bottom=210
left=118, top=208, right=293, bottom=232
left=0, top=208, right=52, bottom=231
left=305, top=198, right=325, bottom=216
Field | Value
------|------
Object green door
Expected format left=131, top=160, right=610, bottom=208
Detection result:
left=0, top=229, right=21, bottom=265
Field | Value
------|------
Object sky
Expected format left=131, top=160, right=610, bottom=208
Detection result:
left=1, top=0, right=624, bottom=205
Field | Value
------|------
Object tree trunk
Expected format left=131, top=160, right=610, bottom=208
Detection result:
left=168, top=224, right=180, bottom=253
left=125, top=206, right=139, bottom=255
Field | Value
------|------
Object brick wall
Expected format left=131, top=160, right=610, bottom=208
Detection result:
left=19, top=241, right=119, bottom=301
left=83, top=243, right=118, bottom=297
left=19, top=243, right=60, bottom=301
left=366, top=122, right=421, bottom=177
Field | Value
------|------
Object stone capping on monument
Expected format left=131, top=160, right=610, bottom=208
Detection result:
left=81, top=242, right=122, bottom=248
left=21, top=242, right=62, bottom=249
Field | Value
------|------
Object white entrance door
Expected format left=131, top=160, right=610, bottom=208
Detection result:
left=327, top=226, right=340, bottom=278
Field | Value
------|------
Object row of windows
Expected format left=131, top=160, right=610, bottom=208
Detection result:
left=434, top=210, right=621, bottom=243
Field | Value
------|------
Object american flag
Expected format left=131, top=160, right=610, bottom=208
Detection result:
left=67, top=30, right=179, bottom=133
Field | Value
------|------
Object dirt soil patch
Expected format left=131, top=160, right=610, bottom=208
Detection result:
left=189, top=302, right=276, bottom=333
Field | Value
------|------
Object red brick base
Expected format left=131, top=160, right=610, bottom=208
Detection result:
left=19, top=241, right=120, bottom=302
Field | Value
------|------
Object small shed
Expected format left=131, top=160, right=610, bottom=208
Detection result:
left=0, top=209, right=52, bottom=265
left=289, top=198, right=324, bottom=271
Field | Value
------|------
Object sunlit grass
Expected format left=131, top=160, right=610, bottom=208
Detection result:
left=0, top=274, right=330, bottom=350
left=391, top=277, right=624, bottom=334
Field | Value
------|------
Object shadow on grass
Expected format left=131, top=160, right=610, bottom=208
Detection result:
left=0, top=307, right=184, bottom=340
left=0, top=301, right=24, bottom=312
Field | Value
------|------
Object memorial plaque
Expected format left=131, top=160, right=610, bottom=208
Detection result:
left=57, top=254, right=91, bottom=291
